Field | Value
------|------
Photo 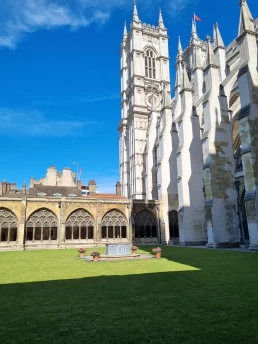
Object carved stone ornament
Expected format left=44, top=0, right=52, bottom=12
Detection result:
left=145, top=84, right=160, bottom=109
left=101, top=210, right=127, bottom=226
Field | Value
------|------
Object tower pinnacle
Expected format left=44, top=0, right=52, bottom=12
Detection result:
left=238, top=0, right=254, bottom=36
left=213, top=22, right=225, bottom=49
left=205, top=35, right=218, bottom=69
left=123, top=21, right=127, bottom=40
left=191, top=17, right=198, bottom=41
left=133, top=0, right=141, bottom=23
left=178, top=36, right=182, bottom=54
left=158, top=8, right=165, bottom=29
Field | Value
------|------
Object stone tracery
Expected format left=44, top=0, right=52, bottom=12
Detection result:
left=26, top=209, right=58, bottom=242
left=101, top=210, right=127, bottom=239
left=0, top=208, right=18, bottom=242
left=65, top=209, right=94, bottom=241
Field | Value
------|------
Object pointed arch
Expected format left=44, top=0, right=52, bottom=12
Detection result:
left=134, top=209, right=157, bottom=239
left=0, top=208, right=18, bottom=243
left=143, top=47, right=157, bottom=79
left=169, top=210, right=179, bottom=240
left=65, top=209, right=95, bottom=241
left=26, top=208, right=58, bottom=242
left=101, top=210, right=127, bottom=240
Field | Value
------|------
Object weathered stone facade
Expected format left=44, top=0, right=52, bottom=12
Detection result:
left=119, top=1, right=258, bottom=249
left=0, top=195, right=161, bottom=251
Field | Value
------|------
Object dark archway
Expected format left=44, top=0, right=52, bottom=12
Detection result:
left=169, top=210, right=179, bottom=240
left=240, top=189, right=249, bottom=243
left=134, top=209, right=157, bottom=240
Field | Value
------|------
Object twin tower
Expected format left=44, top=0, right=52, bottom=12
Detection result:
left=118, top=1, right=258, bottom=250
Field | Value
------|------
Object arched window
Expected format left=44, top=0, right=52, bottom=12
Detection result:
left=101, top=210, right=127, bottom=240
left=0, top=208, right=18, bottom=243
left=134, top=210, right=157, bottom=239
left=26, top=209, right=58, bottom=242
left=65, top=209, right=94, bottom=241
left=145, top=49, right=156, bottom=79
left=169, top=211, right=179, bottom=240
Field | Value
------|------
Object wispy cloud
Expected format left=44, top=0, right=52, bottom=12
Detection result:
left=0, top=107, right=96, bottom=136
left=0, top=0, right=127, bottom=49
left=166, top=0, right=200, bottom=16
left=0, top=0, right=199, bottom=49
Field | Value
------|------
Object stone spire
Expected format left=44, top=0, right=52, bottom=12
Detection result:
left=133, top=0, right=141, bottom=23
left=175, top=38, right=183, bottom=89
left=178, top=36, right=182, bottom=54
left=191, top=17, right=198, bottom=41
left=205, top=35, right=218, bottom=69
left=123, top=21, right=127, bottom=40
left=238, top=0, right=254, bottom=36
left=213, top=22, right=225, bottom=49
left=158, top=8, right=165, bottom=29
left=182, top=63, right=191, bottom=91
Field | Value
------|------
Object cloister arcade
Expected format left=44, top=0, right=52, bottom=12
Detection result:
left=0, top=200, right=161, bottom=250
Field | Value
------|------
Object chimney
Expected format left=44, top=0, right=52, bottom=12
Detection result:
left=88, top=180, right=96, bottom=195
left=30, top=178, right=35, bottom=188
left=22, top=182, right=26, bottom=195
left=77, top=179, right=82, bottom=190
left=116, top=181, right=122, bottom=196
left=1, top=181, right=7, bottom=195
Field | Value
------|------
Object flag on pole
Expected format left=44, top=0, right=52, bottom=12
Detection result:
left=194, top=14, right=202, bottom=22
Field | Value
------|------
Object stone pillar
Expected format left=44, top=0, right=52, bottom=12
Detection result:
left=97, top=218, right=102, bottom=246
left=238, top=94, right=258, bottom=250
left=202, top=94, right=238, bottom=247
left=59, top=199, right=66, bottom=248
left=17, top=196, right=27, bottom=250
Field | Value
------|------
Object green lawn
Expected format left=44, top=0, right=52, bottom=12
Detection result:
left=0, top=247, right=258, bottom=344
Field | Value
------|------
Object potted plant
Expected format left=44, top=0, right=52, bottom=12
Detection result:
left=152, top=247, right=162, bottom=259
left=131, top=245, right=138, bottom=254
left=78, top=248, right=86, bottom=258
left=90, top=250, right=101, bottom=262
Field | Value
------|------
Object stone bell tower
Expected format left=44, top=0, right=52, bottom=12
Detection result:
left=118, top=1, right=171, bottom=199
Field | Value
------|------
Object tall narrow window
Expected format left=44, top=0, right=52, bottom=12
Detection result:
left=144, top=49, right=156, bottom=79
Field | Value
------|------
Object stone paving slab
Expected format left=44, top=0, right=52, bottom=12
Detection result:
left=80, top=254, right=155, bottom=262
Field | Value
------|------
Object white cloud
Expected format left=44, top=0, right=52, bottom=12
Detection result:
left=0, top=107, right=96, bottom=136
left=0, top=0, right=199, bottom=49
left=166, top=0, right=200, bottom=16
left=0, top=0, right=127, bottom=49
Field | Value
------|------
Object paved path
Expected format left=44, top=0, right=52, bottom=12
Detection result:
left=167, top=245, right=257, bottom=253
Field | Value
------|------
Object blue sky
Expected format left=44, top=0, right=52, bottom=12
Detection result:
left=0, top=0, right=257, bottom=192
